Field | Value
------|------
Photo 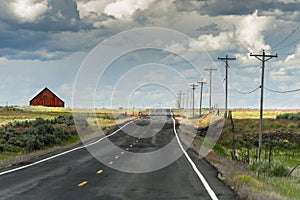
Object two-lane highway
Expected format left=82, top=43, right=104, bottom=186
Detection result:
left=0, top=109, right=236, bottom=200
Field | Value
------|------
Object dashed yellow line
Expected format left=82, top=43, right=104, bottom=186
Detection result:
left=109, top=161, right=113, bottom=165
left=77, top=181, right=88, bottom=187
left=121, top=152, right=125, bottom=155
left=115, top=156, right=119, bottom=159
left=97, top=169, right=103, bottom=174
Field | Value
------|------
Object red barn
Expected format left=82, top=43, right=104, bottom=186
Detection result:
left=29, top=88, right=64, bottom=107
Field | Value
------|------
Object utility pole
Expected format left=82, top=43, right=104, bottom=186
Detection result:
left=250, top=50, right=277, bottom=162
left=197, top=81, right=206, bottom=117
left=205, top=67, right=217, bottom=111
left=190, top=83, right=198, bottom=118
left=186, top=89, right=190, bottom=110
left=190, top=88, right=193, bottom=110
left=177, top=91, right=183, bottom=109
left=181, top=93, right=186, bottom=110
left=218, top=55, right=236, bottom=118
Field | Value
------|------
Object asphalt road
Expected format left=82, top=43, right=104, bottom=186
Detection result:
left=0, top=109, right=236, bottom=200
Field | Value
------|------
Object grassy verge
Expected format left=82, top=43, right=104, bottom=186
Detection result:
left=0, top=106, right=138, bottom=168
left=179, top=109, right=300, bottom=200
left=217, top=110, right=299, bottom=200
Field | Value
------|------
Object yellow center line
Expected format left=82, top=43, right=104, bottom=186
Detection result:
left=121, top=152, right=125, bottom=155
left=115, top=156, right=119, bottom=159
left=109, top=161, right=113, bottom=165
left=97, top=169, right=103, bottom=174
left=77, top=181, right=88, bottom=187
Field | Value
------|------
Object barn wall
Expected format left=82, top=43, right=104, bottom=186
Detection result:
left=30, top=89, right=64, bottom=107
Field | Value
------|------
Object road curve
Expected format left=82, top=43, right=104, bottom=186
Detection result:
left=0, top=109, right=236, bottom=200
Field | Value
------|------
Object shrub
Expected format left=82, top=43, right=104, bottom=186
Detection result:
left=276, top=112, right=300, bottom=120
left=270, top=160, right=289, bottom=177
left=287, top=123, right=297, bottom=129
left=0, top=115, right=80, bottom=153
left=2, top=144, right=22, bottom=152
left=74, top=117, right=89, bottom=129
left=248, top=160, right=289, bottom=177
left=213, top=144, right=227, bottom=157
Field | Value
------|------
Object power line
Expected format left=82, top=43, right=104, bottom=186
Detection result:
left=272, top=38, right=300, bottom=51
left=265, top=87, right=300, bottom=93
left=229, top=85, right=260, bottom=94
left=269, top=25, right=300, bottom=50
left=230, top=64, right=261, bottom=70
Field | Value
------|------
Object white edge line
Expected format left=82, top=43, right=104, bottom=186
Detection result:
left=171, top=110, right=219, bottom=200
left=0, top=121, right=133, bottom=176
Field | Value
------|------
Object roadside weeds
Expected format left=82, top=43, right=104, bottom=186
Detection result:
left=177, top=116, right=293, bottom=200
left=0, top=119, right=131, bottom=172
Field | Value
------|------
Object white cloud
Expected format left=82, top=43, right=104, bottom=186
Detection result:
left=104, top=0, right=156, bottom=19
left=10, top=0, right=49, bottom=23
left=76, top=0, right=112, bottom=18
left=236, top=10, right=272, bottom=52
left=0, top=57, right=8, bottom=62
left=193, top=32, right=234, bottom=51
left=188, top=11, right=273, bottom=54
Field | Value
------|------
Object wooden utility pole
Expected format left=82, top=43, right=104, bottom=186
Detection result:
left=181, top=93, right=186, bottom=110
left=250, top=50, right=277, bottom=162
left=205, top=67, right=217, bottom=111
left=186, top=89, right=190, bottom=110
left=190, top=83, right=198, bottom=118
left=197, top=81, right=206, bottom=117
left=177, top=91, right=183, bottom=109
left=218, top=55, right=236, bottom=118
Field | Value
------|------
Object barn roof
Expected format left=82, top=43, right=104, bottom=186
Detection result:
left=29, top=87, right=64, bottom=103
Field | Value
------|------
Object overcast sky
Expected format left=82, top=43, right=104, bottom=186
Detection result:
left=0, top=0, right=300, bottom=109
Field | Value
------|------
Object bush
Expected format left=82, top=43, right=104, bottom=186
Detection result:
left=276, top=112, right=300, bottom=120
left=2, top=144, right=22, bottom=152
left=74, top=117, right=89, bottom=129
left=248, top=160, right=289, bottom=177
left=213, top=144, right=227, bottom=157
left=270, top=160, right=289, bottom=177
left=0, top=115, right=80, bottom=153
